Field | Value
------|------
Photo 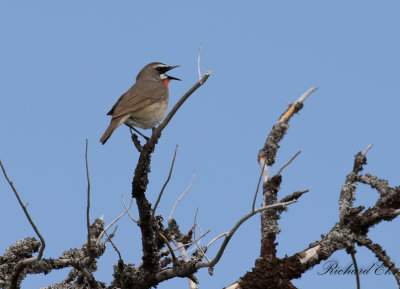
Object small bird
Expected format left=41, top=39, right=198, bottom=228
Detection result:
left=100, top=62, right=180, bottom=144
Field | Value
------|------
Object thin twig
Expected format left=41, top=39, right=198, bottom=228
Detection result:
left=96, top=198, right=133, bottom=245
left=252, top=161, right=266, bottom=211
left=195, top=200, right=296, bottom=269
left=105, top=229, right=122, bottom=261
left=275, top=150, right=301, bottom=176
left=169, top=172, right=196, bottom=222
left=152, top=145, right=178, bottom=219
left=193, top=209, right=210, bottom=262
left=85, top=139, right=91, bottom=248
left=122, top=194, right=138, bottom=223
left=350, top=250, right=361, bottom=289
left=198, top=43, right=202, bottom=82
left=298, top=87, right=318, bottom=103
left=362, top=144, right=373, bottom=156
left=173, top=230, right=211, bottom=252
left=0, top=160, right=46, bottom=260
left=206, top=232, right=229, bottom=249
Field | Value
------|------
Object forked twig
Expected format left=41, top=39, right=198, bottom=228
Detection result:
left=173, top=230, right=211, bottom=252
left=105, top=230, right=122, bottom=261
left=193, top=209, right=210, bottom=262
left=96, top=197, right=133, bottom=245
left=122, top=194, right=138, bottom=223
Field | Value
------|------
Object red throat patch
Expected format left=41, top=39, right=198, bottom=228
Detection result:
left=163, top=79, right=170, bottom=89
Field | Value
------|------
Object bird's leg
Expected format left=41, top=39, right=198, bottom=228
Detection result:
left=126, top=124, right=149, bottom=141
left=153, top=115, right=162, bottom=125
left=129, top=128, right=143, bottom=152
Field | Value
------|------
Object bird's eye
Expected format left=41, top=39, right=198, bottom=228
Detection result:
left=156, top=66, right=163, bottom=71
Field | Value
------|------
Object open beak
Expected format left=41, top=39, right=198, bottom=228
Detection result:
left=166, top=65, right=181, bottom=81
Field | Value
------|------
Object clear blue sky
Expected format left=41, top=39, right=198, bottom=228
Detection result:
left=1, top=1, right=399, bottom=288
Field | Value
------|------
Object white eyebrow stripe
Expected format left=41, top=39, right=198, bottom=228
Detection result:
left=154, top=63, right=168, bottom=69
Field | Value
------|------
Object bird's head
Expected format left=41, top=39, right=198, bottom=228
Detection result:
left=137, top=62, right=181, bottom=87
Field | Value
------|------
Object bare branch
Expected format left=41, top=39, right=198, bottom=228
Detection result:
left=104, top=228, right=122, bottom=261
left=152, top=145, right=178, bottom=219
left=339, top=147, right=370, bottom=220
left=350, top=250, right=360, bottom=289
left=279, top=189, right=309, bottom=203
left=259, top=158, right=270, bottom=183
left=122, top=194, right=138, bottom=223
left=252, top=161, right=265, bottom=211
left=169, top=234, right=199, bottom=289
left=173, top=230, right=211, bottom=252
left=96, top=198, right=133, bottom=245
left=130, top=129, right=143, bottom=152
left=362, top=144, right=373, bottom=156
left=198, top=43, right=202, bottom=82
left=193, top=209, right=210, bottom=262
left=206, top=232, right=229, bottom=249
left=278, top=87, right=318, bottom=123
left=196, top=200, right=296, bottom=269
left=275, top=150, right=301, bottom=177
left=169, top=172, right=196, bottom=222
left=0, top=160, right=45, bottom=260
left=131, top=70, right=211, bottom=272
left=357, top=235, right=400, bottom=285
left=85, top=139, right=91, bottom=248
left=103, top=225, right=118, bottom=244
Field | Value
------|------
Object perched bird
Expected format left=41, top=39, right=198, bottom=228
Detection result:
left=100, top=62, right=180, bottom=144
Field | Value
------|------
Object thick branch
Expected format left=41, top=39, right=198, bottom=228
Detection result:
left=258, top=88, right=317, bottom=258
left=356, top=235, right=400, bottom=285
left=131, top=72, right=211, bottom=274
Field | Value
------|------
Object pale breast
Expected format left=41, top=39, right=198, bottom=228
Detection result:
left=125, top=99, right=168, bottom=129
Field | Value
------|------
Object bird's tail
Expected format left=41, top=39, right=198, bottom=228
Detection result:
left=100, top=119, right=121, bottom=145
